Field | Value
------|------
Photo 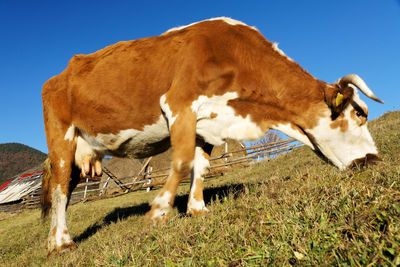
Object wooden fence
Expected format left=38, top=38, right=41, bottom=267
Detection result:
left=0, top=138, right=301, bottom=212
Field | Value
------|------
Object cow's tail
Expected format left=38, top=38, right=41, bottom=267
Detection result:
left=41, top=157, right=52, bottom=219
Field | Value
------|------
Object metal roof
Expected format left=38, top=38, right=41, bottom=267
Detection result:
left=0, top=171, right=43, bottom=204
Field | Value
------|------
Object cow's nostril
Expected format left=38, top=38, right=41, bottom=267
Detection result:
left=350, top=153, right=382, bottom=168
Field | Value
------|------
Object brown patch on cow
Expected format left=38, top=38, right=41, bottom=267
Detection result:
left=169, top=109, right=196, bottom=176
left=43, top=37, right=177, bottom=136
left=188, top=208, right=209, bottom=217
left=202, top=150, right=211, bottom=161
left=350, top=109, right=357, bottom=121
left=325, top=85, right=354, bottom=120
left=330, top=114, right=349, bottom=132
left=350, top=108, right=367, bottom=126
left=48, top=241, right=77, bottom=257
left=193, top=178, right=204, bottom=201
left=51, top=227, right=57, bottom=237
left=210, top=112, right=218, bottom=119
left=42, top=98, right=79, bottom=198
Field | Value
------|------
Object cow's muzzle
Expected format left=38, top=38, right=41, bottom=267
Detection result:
left=350, top=153, right=382, bottom=169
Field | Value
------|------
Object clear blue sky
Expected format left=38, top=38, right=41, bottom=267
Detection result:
left=1, top=0, right=399, bottom=153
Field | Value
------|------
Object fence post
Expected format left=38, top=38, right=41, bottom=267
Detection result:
left=146, top=167, right=152, bottom=192
left=83, top=177, right=89, bottom=199
left=225, top=142, right=228, bottom=168
left=99, top=177, right=110, bottom=196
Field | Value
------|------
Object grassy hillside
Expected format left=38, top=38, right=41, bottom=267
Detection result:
left=0, top=143, right=47, bottom=184
left=0, top=111, right=399, bottom=266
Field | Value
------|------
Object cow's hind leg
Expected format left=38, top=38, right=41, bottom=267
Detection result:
left=147, top=108, right=197, bottom=222
left=41, top=127, right=79, bottom=255
left=187, top=143, right=213, bottom=216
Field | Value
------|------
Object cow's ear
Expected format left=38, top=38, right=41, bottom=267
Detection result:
left=325, top=85, right=354, bottom=120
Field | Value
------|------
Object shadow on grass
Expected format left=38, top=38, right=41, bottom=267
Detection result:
left=74, top=183, right=246, bottom=244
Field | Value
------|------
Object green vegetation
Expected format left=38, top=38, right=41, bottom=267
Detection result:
left=0, top=111, right=399, bottom=266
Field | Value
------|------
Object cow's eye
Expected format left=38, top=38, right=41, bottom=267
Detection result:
left=356, top=111, right=362, bottom=117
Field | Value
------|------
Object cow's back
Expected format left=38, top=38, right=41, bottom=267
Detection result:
left=42, top=19, right=286, bottom=158
left=57, top=37, right=186, bottom=136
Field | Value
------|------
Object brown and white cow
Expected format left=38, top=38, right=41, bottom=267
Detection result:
left=41, top=17, right=383, bottom=254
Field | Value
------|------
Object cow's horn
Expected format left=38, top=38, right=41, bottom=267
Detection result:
left=339, top=74, right=384, bottom=103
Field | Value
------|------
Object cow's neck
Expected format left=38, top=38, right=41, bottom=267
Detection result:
left=229, top=69, right=328, bottom=148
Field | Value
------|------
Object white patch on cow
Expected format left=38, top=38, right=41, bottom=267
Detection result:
left=307, top=114, right=350, bottom=169
left=75, top=115, right=169, bottom=160
left=64, top=125, right=76, bottom=141
left=191, top=92, right=265, bottom=145
left=187, top=147, right=210, bottom=214
left=193, top=147, right=210, bottom=179
left=273, top=123, right=314, bottom=148
left=151, top=191, right=172, bottom=220
left=164, top=17, right=257, bottom=34
left=153, top=191, right=172, bottom=207
left=98, top=115, right=168, bottom=150
left=59, top=159, right=65, bottom=168
left=307, top=101, right=378, bottom=169
left=48, top=185, right=72, bottom=250
left=221, top=116, right=264, bottom=140
left=160, top=94, right=177, bottom=128
left=212, top=17, right=252, bottom=27
left=188, top=198, right=209, bottom=213
left=272, top=43, right=294, bottom=62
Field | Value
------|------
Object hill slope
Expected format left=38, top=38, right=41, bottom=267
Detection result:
left=0, top=111, right=399, bottom=266
left=0, top=143, right=47, bottom=184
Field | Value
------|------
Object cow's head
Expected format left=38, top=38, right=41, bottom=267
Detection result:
left=305, top=74, right=383, bottom=170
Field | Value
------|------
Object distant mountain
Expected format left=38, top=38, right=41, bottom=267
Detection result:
left=0, top=143, right=47, bottom=184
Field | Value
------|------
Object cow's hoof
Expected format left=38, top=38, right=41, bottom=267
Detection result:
left=187, top=199, right=209, bottom=216
left=187, top=207, right=209, bottom=217
left=47, top=241, right=77, bottom=256
left=145, top=208, right=169, bottom=224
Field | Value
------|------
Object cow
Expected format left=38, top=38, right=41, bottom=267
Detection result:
left=41, top=17, right=383, bottom=254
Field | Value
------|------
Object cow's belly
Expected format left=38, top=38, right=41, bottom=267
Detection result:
left=76, top=115, right=170, bottom=160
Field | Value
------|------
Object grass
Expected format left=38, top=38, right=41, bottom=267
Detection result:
left=0, top=111, right=399, bottom=266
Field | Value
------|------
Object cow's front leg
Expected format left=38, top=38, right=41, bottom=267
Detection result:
left=187, top=144, right=213, bottom=216
left=146, top=108, right=196, bottom=222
